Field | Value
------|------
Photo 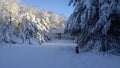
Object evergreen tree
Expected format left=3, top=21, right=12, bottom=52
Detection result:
left=64, top=0, right=120, bottom=55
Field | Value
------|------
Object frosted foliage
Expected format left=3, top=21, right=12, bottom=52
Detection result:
left=64, top=0, right=120, bottom=55
left=0, top=0, right=66, bottom=45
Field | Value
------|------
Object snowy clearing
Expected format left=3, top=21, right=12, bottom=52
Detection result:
left=0, top=40, right=120, bottom=68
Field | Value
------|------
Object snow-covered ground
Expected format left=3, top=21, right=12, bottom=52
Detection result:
left=0, top=40, right=120, bottom=68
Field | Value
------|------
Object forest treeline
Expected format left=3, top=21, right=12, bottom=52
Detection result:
left=0, top=0, right=65, bottom=45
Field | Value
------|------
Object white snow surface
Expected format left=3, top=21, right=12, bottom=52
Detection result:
left=0, top=40, right=120, bottom=68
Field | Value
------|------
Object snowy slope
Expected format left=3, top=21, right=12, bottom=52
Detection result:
left=0, top=40, right=120, bottom=68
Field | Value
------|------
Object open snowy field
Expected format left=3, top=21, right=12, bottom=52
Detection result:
left=0, top=40, right=120, bottom=68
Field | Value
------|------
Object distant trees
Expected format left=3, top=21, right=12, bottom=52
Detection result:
left=0, top=0, right=66, bottom=45
left=64, top=0, right=120, bottom=54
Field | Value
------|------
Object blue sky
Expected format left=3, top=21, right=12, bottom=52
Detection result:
left=20, top=0, right=74, bottom=17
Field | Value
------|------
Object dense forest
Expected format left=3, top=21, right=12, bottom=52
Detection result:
left=64, top=0, right=120, bottom=55
left=0, top=0, right=65, bottom=45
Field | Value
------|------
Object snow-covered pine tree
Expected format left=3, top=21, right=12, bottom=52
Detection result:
left=64, top=0, right=120, bottom=55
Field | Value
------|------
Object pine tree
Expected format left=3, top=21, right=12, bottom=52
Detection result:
left=65, top=0, right=120, bottom=55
